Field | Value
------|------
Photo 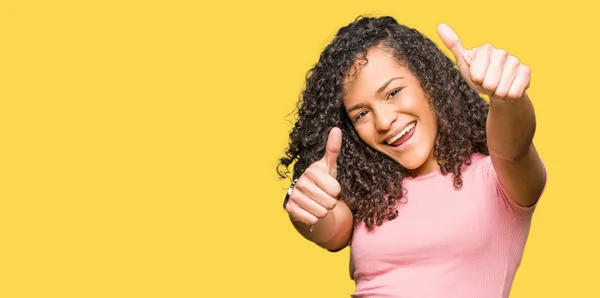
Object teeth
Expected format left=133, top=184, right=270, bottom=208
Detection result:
left=387, top=122, right=415, bottom=145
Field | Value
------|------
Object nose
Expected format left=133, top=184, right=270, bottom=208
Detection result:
left=373, top=104, right=396, bottom=132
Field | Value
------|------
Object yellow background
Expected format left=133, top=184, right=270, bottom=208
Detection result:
left=1, top=0, right=597, bottom=297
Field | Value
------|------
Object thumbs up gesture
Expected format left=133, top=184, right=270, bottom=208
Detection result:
left=436, top=24, right=531, bottom=100
left=285, top=127, right=343, bottom=227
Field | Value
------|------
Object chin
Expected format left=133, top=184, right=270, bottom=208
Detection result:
left=391, top=148, right=431, bottom=171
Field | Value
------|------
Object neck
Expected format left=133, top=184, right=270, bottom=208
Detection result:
left=408, top=153, right=439, bottom=178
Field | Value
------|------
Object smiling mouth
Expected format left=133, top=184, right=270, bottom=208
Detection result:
left=386, top=121, right=416, bottom=147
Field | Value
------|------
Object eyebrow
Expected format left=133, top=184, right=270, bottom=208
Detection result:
left=377, top=77, right=403, bottom=94
left=346, top=76, right=404, bottom=114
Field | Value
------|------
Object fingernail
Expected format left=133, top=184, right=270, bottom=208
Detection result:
left=309, top=225, right=314, bottom=232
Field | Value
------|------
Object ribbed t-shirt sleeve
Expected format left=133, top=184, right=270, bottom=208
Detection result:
left=478, top=155, right=546, bottom=217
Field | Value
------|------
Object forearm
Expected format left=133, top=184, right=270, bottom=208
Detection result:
left=486, top=93, right=537, bottom=161
left=290, top=200, right=353, bottom=251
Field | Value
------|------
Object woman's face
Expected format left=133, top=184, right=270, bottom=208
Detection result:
left=343, top=45, right=439, bottom=176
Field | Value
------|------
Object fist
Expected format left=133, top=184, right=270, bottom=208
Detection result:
left=437, top=24, right=531, bottom=100
left=285, top=127, right=343, bottom=227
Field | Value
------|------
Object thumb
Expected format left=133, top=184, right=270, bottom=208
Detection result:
left=437, top=24, right=472, bottom=68
left=324, top=127, right=342, bottom=177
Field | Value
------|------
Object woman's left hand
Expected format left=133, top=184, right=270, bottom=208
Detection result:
left=436, top=23, right=531, bottom=101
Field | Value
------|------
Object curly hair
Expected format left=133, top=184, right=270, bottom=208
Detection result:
left=277, top=16, right=489, bottom=230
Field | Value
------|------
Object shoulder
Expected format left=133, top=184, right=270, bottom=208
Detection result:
left=467, top=152, right=544, bottom=216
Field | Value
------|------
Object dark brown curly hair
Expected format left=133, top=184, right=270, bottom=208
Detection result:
left=277, top=16, right=489, bottom=230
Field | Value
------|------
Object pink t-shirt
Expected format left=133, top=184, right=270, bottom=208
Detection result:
left=349, top=153, right=545, bottom=298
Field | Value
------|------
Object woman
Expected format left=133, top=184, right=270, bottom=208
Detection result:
left=277, top=16, right=547, bottom=297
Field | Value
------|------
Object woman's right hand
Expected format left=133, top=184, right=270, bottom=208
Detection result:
left=285, top=127, right=343, bottom=227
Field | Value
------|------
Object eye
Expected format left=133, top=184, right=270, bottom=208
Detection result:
left=353, top=110, right=369, bottom=123
left=387, top=87, right=404, bottom=100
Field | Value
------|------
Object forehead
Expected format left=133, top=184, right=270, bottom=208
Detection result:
left=343, top=46, right=412, bottom=101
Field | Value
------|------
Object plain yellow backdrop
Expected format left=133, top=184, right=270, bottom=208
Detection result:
left=1, top=0, right=598, bottom=297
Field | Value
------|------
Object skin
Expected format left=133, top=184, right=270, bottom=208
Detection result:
left=285, top=24, right=546, bottom=252
left=437, top=24, right=546, bottom=207
left=343, top=46, right=440, bottom=177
